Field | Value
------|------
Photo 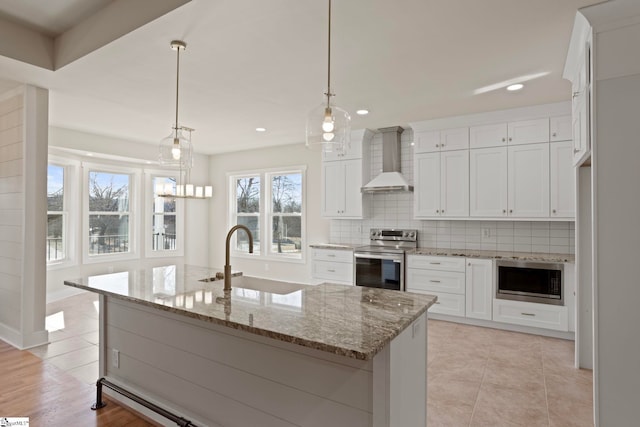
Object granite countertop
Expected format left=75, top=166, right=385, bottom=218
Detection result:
left=409, top=248, right=575, bottom=263
left=64, top=263, right=436, bottom=361
left=309, top=243, right=357, bottom=250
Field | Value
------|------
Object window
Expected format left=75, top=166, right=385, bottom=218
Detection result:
left=151, top=176, right=181, bottom=253
left=234, top=175, right=261, bottom=253
left=268, top=172, right=302, bottom=256
left=88, top=170, right=131, bottom=256
left=229, top=167, right=305, bottom=261
left=47, top=164, right=66, bottom=262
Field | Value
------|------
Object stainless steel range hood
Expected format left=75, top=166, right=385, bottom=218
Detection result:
left=361, top=126, right=413, bottom=193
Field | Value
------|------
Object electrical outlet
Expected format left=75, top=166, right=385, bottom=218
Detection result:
left=112, top=349, right=119, bottom=368
left=482, top=228, right=491, bottom=238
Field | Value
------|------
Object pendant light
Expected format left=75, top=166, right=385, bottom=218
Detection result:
left=157, top=40, right=212, bottom=199
left=159, top=40, right=193, bottom=169
left=306, top=0, right=351, bottom=153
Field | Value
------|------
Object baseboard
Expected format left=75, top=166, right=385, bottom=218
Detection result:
left=0, top=324, right=49, bottom=350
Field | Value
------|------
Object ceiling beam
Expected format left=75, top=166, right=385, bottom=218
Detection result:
left=0, top=16, right=54, bottom=70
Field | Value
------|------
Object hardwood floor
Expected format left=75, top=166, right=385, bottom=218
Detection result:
left=0, top=339, right=153, bottom=426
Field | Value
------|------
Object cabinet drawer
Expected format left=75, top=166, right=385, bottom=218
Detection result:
left=407, top=290, right=465, bottom=317
left=312, top=260, right=353, bottom=283
left=407, top=255, right=466, bottom=272
left=493, top=299, right=568, bottom=331
left=406, top=269, right=465, bottom=294
left=312, top=248, right=353, bottom=263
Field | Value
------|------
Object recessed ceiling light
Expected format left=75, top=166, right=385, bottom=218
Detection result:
left=507, top=83, right=524, bottom=91
left=356, top=109, right=369, bottom=115
left=255, top=127, right=267, bottom=132
left=86, top=153, right=93, bottom=156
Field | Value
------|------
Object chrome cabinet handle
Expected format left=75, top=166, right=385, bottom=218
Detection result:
left=552, top=132, right=557, bottom=137
left=508, top=137, right=513, bottom=142
left=327, top=269, right=336, bottom=273
left=435, top=302, right=441, bottom=305
left=436, top=144, right=440, bottom=148
left=521, top=312, right=536, bottom=317
left=574, top=148, right=580, bottom=153
left=509, top=209, right=513, bottom=214
left=552, top=209, right=557, bottom=214
left=429, top=280, right=441, bottom=283
left=327, top=254, right=336, bottom=257
left=430, top=262, right=441, bottom=265
left=502, top=138, right=506, bottom=142
left=503, top=209, right=507, bottom=214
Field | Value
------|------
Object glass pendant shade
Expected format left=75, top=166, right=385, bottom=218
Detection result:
left=158, top=127, right=193, bottom=169
left=306, top=101, right=351, bottom=153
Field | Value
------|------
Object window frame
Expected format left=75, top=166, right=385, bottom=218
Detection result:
left=82, top=162, right=141, bottom=264
left=228, top=166, right=306, bottom=263
left=46, top=156, right=79, bottom=269
left=145, top=170, right=185, bottom=258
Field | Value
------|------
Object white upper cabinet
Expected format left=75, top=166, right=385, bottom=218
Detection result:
left=322, top=129, right=369, bottom=162
left=550, top=140, right=575, bottom=218
left=414, top=127, right=469, bottom=153
left=550, top=115, right=573, bottom=142
left=322, top=159, right=366, bottom=218
left=469, top=123, right=507, bottom=149
left=507, top=118, right=550, bottom=145
left=470, top=118, right=550, bottom=149
left=414, top=150, right=468, bottom=218
left=469, top=147, right=508, bottom=217
left=508, top=143, right=550, bottom=217
left=571, top=47, right=591, bottom=166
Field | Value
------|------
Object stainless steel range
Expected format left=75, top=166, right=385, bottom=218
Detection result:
left=354, top=229, right=418, bottom=291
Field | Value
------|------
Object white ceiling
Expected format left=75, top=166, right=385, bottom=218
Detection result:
left=0, top=0, right=602, bottom=154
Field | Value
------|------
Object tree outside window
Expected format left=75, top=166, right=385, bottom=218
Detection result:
left=88, top=171, right=130, bottom=255
left=47, top=164, right=65, bottom=262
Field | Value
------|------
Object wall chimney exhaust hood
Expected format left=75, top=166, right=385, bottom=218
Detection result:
left=361, top=126, right=413, bottom=193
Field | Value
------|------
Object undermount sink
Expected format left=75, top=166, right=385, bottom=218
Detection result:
left=230, top=276, right=308, bottom=295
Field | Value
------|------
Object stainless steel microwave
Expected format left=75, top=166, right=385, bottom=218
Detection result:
left=496, top=260, right=563, bottom=305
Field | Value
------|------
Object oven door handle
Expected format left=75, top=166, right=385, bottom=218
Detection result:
left=354, top=253, right=403, bottom=262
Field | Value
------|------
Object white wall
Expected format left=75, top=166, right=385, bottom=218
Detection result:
left=208, top=143, right=329, bottom=284
left=46, top=127, right=210, bottom=300
left=0, top=85, right=49, bottom=349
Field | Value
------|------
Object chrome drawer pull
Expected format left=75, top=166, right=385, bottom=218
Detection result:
left=430, top=262, right=441, bottom=265
left=327, top=254, right=336, bottom=257
left=327, top=269, right=336, bottom=273
left=521, top=312, right=536, bottom=317
left=429, top=280, right=441, bottom=283
left=435, top=302, right=441, bottom=305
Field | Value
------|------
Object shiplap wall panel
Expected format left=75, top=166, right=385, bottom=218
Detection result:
left=105, top=298, right=374, bottom=426
left=0, top=93, right=22, bottom=331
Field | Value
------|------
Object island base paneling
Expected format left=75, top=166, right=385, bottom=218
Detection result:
left=100, top=296, right=427, bottom=427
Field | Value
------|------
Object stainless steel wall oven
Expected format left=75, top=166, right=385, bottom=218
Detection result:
left=496, top=260, right=563, bottom=305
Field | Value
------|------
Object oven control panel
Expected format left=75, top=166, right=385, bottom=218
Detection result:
left=370, top=228, right=418, bottom=242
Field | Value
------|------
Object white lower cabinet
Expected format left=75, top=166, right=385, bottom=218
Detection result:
left=465, top=259, right=493, bottom=320
left=406, top=255, right=467, bottom=317
left=493, top=299, right=569, bottom=332
left=310, top=248, right=353, bottom=285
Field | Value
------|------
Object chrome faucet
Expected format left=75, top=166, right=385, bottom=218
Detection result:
left=224, top=224, right=254, bottom=291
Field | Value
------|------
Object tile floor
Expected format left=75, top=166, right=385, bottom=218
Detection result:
left=29, top=292, right=594, bottom=426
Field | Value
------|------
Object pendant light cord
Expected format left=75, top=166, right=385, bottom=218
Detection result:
left=175, top=45, right=181, bottom=136
left=326, top=0, right=332, bottom=106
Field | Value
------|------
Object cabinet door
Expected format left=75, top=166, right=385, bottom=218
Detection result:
left=550, top=115, right=572, bottom=142
left=440, top=150, right=469, bottom=217
left=469, top=147, right=508, bottom=217
left=550, top=141, right=575, bottom=218
left=414, top=152, right=441, bottom=217
left=465, top=259, right=493, bottom=320
left=508, top=143, right=550, bottom=217
left=322, top=135, right=362, bottom=161
left=469, top=123, right=507, bottom=149
left=507, top=118, right=550, bottom=145
left=572, top=47, right=590, bottom=165
left=343, top=159, right=364, bottom=218
left=413, top=130, right=440, bottom=153
left=321, top=162, right=346, bottom=217
left=440, top=127, right=469, bottom=151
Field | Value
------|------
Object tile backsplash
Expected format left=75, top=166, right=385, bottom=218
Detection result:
left=329, top=129, right=575, bottom=255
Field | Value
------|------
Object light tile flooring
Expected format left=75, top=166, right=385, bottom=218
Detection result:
left=29, top=292, right=594, bottom=426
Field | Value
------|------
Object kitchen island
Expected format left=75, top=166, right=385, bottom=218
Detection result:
left=64, top=263, right=436, bottom=427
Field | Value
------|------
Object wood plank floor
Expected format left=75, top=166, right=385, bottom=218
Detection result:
left=0, top=339, right=154, bottom=426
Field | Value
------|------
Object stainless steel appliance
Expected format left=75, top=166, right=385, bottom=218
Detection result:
left=354, top=229, right=418, bottom=291
left=496, top=260, right=564, bottom=305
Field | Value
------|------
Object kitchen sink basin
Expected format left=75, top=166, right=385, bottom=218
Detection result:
left=230, top=276, right=307, bottom=295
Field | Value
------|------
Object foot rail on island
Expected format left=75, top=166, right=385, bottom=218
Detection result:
left=91, top=377, right=198, bottom=427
